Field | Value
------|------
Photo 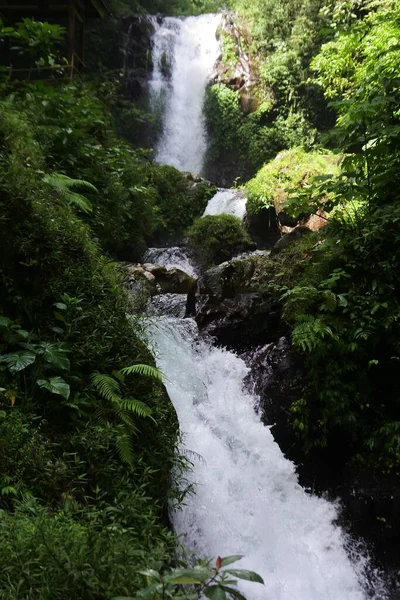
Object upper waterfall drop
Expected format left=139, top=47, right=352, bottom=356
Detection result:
left=149, top=14, right=221, bottom=174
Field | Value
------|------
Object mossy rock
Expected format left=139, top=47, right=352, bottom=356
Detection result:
left=187, top=214, right=255, bottom=267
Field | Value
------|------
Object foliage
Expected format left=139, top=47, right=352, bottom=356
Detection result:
left=187, top=215, right=254, bottom=266
left=121, top=554, right=264, bottom=600
left=0, top=72, right=179, bottom=599
left=203, top=83, right=318, bottom=185
left=1, top=18, right=66, bottom=70
left=245, top=147, right=339, bottom=216
left=146, top=165, right=216, bottom=243
left=0, top=494, right=174, bottom=600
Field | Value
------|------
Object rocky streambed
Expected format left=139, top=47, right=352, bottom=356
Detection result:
left=123, top=240, right=400, bottom=592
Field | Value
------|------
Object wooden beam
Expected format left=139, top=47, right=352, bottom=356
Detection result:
left=67, top=0, right=75, bottom=73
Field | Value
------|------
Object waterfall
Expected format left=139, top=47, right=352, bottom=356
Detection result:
left=149, top=15, right=221, bottom=174
left=148, top=315, right=386, bottom=600
left=203, top=188, right=248, bottom=219
left=144, top=246, right=198, bottom=278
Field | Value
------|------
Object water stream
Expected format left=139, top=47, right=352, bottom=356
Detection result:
left=148, top=315, right=386, bottom=600
left=149, top=14, right=221, bottom=173
left=145, top=13, right=388, bottom=600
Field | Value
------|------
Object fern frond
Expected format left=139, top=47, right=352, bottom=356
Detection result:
left=292, top=317, right=338, bottom=353
left=91, top=373, right=121, bottom=403
left=119, top=398, right=154, bottom=419
left=114, top=407, right=137, bottom=430
left=94, top=404, right=109, bottom=424
left=44, top=173, right=96, bottom=213
left=115, top=428, right=134, bottom=465
left=120, top=363, right=164, bottom=382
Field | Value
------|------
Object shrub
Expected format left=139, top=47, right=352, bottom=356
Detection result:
left=146, top=164, right=216, bottom=243
left=245, top=147, right=339, bottom=216
left=187, top=214, right=254, bottom=266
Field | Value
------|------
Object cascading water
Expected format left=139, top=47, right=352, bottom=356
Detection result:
left=203, top=188, right=248, bottom=219
left=148, top=315, right=387, bottom=600
left=144, top=247, right=198, bottom=278
left=144, top=12, right=388, bottom=599
left=149, top=15, right=221, bottom=173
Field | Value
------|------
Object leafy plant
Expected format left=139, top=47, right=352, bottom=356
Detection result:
left=116, top=554, right=264, bottom=600
left=187, top=215, right=254, bottom=266
left=43, top=173, right=97, bottom=214
left=91, top=365, right=162, bottom=464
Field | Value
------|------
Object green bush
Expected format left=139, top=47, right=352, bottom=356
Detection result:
left=246, top=147, right=339, bottom=216
left=187, top=215, right=254, bottom=266
left=146, top=164, right=216, bottom=243
left=0, top=497, right=174, bottom=600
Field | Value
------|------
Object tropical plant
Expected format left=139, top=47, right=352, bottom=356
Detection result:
left=43, top=173, right=97, bottom=213
left=91, top=364, right=162, bottom=464
left=116, top=554, right=264, bottom=600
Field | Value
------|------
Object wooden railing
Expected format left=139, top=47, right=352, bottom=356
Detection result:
left=2, top=59, right=85, bottom=83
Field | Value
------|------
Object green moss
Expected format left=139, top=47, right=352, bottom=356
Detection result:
left=146, top=165, right=216, bottom=243
left=187, top=214, right=254, bottom=266
left=246, top=147, right=339, bottom=215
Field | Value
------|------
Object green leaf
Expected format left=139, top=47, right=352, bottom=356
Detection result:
left=39, top=342, right=70, bottom=370
left=224, top=570, right=264, bottom=585
left=167, top=568, right=214, bottom=584
left=0, top=352, right=36, bottom=373
left=53, top=302, right=67, bottom=311
left=167, top=576, right=202, bottom=584
left=37, top=377, right=70, bottom=400
left=220, top=586, right=247, bottom=600
left=0, top=317, right=12, bottom=328
left=204, top=585, right=227, bottom=600
left=221, top=555, right=244, bottom=568
left=121, top=364, right=163, bottom=381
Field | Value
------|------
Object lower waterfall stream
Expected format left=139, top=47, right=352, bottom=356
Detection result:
left=147, top=313, right=386, bottom=600
left=144, top=11, right=388, bottom=599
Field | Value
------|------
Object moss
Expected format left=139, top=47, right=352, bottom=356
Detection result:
left=187, top=214, right=254, bottom=266
left=246, top=147, right=340, bottom=215
left=146, top=164, right=216, bottom=244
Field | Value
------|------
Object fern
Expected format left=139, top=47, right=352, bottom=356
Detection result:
left=43, top=173, right=97, bottom=213
left=292, top=316, right=339, bottom=353
left=115, top=428, right=135, bottom=465
left=91, top=368, right=155, bottom=465
left=121, top=363, right=164, bottom=382
left=119, top=398, right=155, bottom=419
left=90, top=373, right=121, bottom=403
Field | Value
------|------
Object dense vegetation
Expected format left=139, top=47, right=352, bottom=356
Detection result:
left=236, top=0, right=400, bottom=475
left=187, top=214, right=254, bottom=266
left=1, top=0, right=400, bottom=594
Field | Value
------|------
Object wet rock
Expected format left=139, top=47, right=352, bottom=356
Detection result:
left=242, top=336, right=400, bottom=578
left=245, top=206, right=281, bottom=249
left=211, top=14, right=260, bottom=115
left=195, top=255, right=282, bottom=349
left=153, top=267, right=196, bottom=295
left=242, top=337, right=303, bottom=444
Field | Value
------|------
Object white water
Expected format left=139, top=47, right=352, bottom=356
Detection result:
left=150, top=15, right=221, bottom=173
left=204, top=188, right=248, bottom=219
left=149, top=316, right=386, bottom=600
left=144, top=247, right=198, bottom=278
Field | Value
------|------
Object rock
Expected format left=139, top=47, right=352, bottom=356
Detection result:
left=242, top=337, right=303, bottom=445
left=243, top=336, right=400, bottom=577
left=270, top=226, right=312, bottom=254
left=195, top=254, right=282, bottom=349
left=211, top=14, right=260, bottom=115
left=245, top=206, right=281, bottom=249
left=153, top=267, right=196, bottom=295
